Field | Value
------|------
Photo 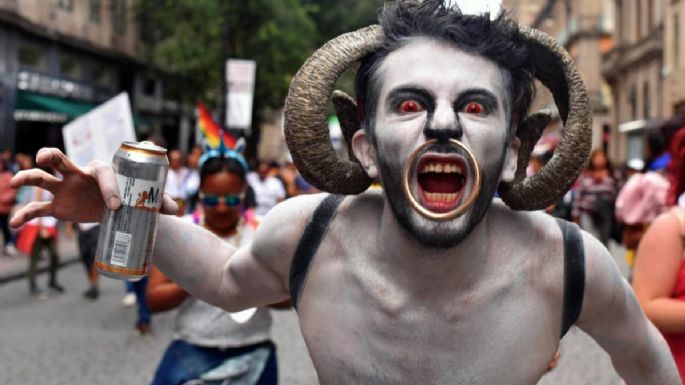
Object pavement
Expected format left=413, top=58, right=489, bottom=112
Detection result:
left=0, top=229, right=631, bottom=384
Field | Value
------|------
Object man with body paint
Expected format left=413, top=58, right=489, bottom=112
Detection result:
left=9, top=1, right=680, bottom=384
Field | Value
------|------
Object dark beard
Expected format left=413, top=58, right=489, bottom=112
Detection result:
left=377, top=153, right=504, bottom=249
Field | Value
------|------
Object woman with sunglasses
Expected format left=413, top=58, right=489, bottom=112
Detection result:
left=147, top=153, right=278, bottom=385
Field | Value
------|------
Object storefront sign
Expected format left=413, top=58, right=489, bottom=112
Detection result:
left=17, top=71, right=95, bottom=101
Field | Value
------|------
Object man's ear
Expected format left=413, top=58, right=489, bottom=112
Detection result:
left=351, top=130, right=378, bottom=179
left=500, top=136, right=521, bottom=183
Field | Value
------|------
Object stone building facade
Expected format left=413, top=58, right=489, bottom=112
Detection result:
left=602, top=0, right=665, bottom=163
left=505, top=0, right=615, bottom=153
left=0, top=0, right=191, bottom=155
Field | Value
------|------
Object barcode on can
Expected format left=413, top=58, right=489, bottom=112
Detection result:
left=110, top=231, right=133, bottom=267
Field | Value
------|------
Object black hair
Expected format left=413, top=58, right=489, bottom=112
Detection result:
left=197, top=156, right=256, bottom=209
left=355, top=0, right=535, bottom=135
left=199, top=157, right=247, bottom=184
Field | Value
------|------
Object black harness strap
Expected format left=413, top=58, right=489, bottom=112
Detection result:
left=556, top=218, right=586, bottom=339
left=289, top=194, right=344, bottom=310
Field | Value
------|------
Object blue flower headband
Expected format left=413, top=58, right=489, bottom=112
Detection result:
left=198, top=135, right=249, bottom=172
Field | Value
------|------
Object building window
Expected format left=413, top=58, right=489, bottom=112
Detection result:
left=675, top=101, right=685, bottom=114
left=113, top=0, right=127, bottom=36
left=615, top=0, right=623, bottom=44
left=89, top=0, right=101, bottom=23
left=636, top=0, right=642, bottom=39
left=60, top=52, right=82, bottom=79
left=643, top=82, right=650, bottom=119
left=676, top=13, right=681, bottom=68
left=18, top=40, right=48, bottom=71
left=57, top=0, right=73, bottom=11
left=647, top=0, right=654, bottom=31
left=91, top=62, right=112, bottom=87
left=629, top=85, right=637, bottom=120
left=143, top=78, right=156, bottom=96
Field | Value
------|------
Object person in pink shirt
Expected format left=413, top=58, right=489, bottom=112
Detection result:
left=615, top=161, right=670, bottom=273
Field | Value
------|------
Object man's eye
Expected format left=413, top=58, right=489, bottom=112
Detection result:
left=464, top=102, right=485, bottom=114
left=396, top=100, right=424, bottom=114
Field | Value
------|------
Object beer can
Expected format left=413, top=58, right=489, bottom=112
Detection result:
left=94, top=141, right=169, bottom=281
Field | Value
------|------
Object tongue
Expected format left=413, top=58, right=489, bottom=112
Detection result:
left=418, top=173, right=464, bottom=193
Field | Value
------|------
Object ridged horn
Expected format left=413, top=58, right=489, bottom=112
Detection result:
left=499, top=26, right=592, bottom=210
left=284, top=25, right=383, bottom=194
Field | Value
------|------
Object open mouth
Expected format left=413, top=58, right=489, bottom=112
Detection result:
left=416, top=156, right=467, bottom=213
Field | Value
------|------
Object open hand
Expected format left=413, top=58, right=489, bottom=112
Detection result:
left=9, top=148, right=178, bottom=228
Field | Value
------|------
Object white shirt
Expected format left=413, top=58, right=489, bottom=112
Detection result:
left=165, top=167, right=191, bottom=200
left=246, top=173, right=286, bottom=216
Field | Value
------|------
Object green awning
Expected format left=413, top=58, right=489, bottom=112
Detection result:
left=15, top=91, right=98, bottom=119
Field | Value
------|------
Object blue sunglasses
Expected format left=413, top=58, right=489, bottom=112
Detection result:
left=199, top=193, right=243, bottom=208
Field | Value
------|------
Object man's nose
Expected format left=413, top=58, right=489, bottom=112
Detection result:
left=423, top=103, right=462, bottom=142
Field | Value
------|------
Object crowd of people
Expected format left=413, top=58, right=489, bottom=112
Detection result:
left=5, top=112, right=685, bottom=384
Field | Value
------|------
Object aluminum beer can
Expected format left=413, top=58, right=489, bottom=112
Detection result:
left=94, top=141, right=168, bottom=281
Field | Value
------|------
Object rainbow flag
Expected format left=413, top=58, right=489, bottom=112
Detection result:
left=197, top=101, right=236, bottom=149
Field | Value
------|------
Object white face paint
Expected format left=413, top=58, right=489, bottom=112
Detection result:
left=357, top=38, right=518, bottom=247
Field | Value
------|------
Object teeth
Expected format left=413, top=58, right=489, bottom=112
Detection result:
left=425, top=192, right=458, bottom=202
left=420, top=162, right=464, bottom=174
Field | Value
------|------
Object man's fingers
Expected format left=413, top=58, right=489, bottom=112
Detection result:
left=36, top=147, right=79, bottom=176
left=10, top=169, right=61, bottom=191
left=9, top=201, right=52, bottom=229
left=86, top=161, right=121, bottom=210
left=547, top=351, right=560, bottom=370
left=161, top=194, right=179, bottom=215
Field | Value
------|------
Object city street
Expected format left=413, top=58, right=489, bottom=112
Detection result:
left=0, top=242, right=628, bottom=385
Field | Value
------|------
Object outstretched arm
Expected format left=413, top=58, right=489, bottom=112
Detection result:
left=150, top=213, right=291, bottom=311
left=10, top=148, right=302, bottom=312
left=153, top=194, right=322, bottom=311
left=576, top=233, right=680, bottom=385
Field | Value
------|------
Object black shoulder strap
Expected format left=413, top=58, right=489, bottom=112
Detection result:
left=289, top=194, right=344, bottom=311
left=556, top=218, right=586, bottom=339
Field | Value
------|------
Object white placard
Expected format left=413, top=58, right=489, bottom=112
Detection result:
left=226, top=59, right=256, bottom=130
left=62, top=92, right=136, bottom=167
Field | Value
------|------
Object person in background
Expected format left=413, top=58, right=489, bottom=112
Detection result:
left=633, top=125, right=685, bottom=381
left=2, top=149, right=19, bottom=174
left=77, top=223, right=100, bottom=300
left=645, top=123, right=672, bottom=172
left=183, top=145, right=203, bottom=213
left=147, top=147, right=279, bottom=385
left=164, top=149, right=192, bottom=216
left=615, top=158, right=669, bottom=280
left=0, top=159, right=17, bottom=256
left=129, top=276, right=152, bottom=335
left=572, top=148, right=618, bottom=246
left=278, top=157, right=317, bottom=198
left=246, top=160, right=286, bottom=217
left=25, top=175, right=63, bottom=297
left=616, top=124, right=673, bottom=278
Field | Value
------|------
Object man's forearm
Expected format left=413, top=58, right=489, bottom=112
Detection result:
left=151, top=215, right=235, bottom=308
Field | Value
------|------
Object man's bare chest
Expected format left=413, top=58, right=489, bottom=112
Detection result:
left=296, top=254, right=563, bottom=385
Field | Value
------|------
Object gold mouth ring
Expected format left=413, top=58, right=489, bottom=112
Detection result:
left=402, top=139, right=482, bottom=222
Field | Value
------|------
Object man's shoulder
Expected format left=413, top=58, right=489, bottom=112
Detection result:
left=252, top=194, right=335, bottom=249
left=253, top=191, right=380, bottom=247
left=486, top=200, right=568, bottom=281
left=488, top=199, right=564, bottom=242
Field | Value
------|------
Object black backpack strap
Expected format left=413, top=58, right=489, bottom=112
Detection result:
left=289, top=194, right=345, bottom=311
left=556, top=218, right=586, bottom=339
